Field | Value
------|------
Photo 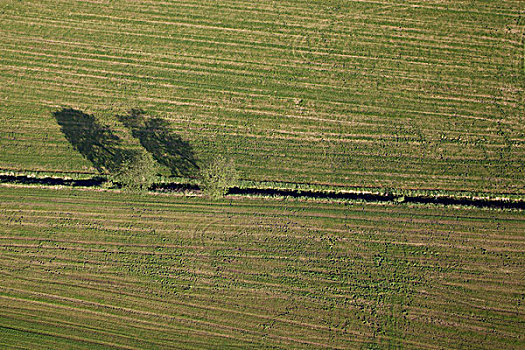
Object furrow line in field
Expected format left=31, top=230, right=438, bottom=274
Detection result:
left=2, top=17, right=513, bottom=72
left=5, top=50, right=519, bottom=109
left=0, top=274, right=351, bottom=338
left=31, top=10, right=523, bottom=53
left=4, top=33, right=519, bottom=78
left=1, top=308, right=179, bottom=349
left=5, top=42, right=513, bottom=93
left=340, top=0, right=523, bottom=17
left=0, top=286, right=347, bottom=348
left=19, top=2, right=522, bottom=46
left=0, top=306, right=248, bottom=349
left=6, top=77, right=512, bottom=130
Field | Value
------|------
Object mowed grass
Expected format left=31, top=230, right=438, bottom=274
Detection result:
left=0, top=0, right=523, bottom=193
left=0, top=185, right=523, bottom=349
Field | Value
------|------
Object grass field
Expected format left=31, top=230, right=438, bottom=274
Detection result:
left=0, top=185, right=523, bottom=349
left=1, top=0, right=524, bottom=193
left=1, top=1, right=524, bottom=349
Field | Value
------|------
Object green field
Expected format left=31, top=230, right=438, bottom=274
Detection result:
left=1, top=1, right=524, bottom=349
left=0, top=185, right=523, bottom=349
left=1, top=0, right=524, bottom=193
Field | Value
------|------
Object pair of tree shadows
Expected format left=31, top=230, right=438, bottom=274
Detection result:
left=53, top=108, right=198, bottom=177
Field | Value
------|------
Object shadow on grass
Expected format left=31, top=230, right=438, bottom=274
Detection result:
left=117, top=108, right=199, bottom=177
left=53, top=108, right=134, bottom=173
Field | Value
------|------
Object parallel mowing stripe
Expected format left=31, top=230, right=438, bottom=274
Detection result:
left=3, top=52, right=518, bottom=109
left=1, top=81, right=513, bottom=132
left=3, top=14, right=517, bottom=71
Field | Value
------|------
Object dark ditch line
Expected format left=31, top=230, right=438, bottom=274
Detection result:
left=0, top=175, right=199, bottom=192
left=1, top=175, right=524, bottom=210
left=0, top=175, right=106, bottom=187
left=228, top=187, right=525, bottom=210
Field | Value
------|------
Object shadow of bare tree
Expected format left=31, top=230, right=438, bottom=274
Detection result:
left=118, top=109, right=199, bottom=177
left=53, top=108, right=134, bottom=173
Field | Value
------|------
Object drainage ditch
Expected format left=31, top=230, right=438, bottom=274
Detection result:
left=1, top=174, right=523, bottom=210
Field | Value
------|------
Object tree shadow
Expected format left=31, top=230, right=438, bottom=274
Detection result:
left=53, top=108, right=133, bottom=173
left=117, top=109, right=199, bottom=177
